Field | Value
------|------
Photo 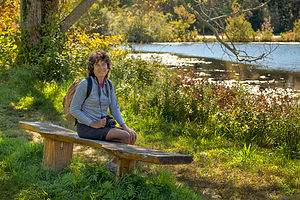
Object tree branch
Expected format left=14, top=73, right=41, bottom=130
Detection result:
left=180, top=0, right=271, bottom=62
left=60, top=0, right=97, bottom=33
left=209, top=0, right=271, bottom=22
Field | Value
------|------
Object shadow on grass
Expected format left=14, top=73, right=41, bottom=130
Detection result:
left=0, top=66, right=68, bottom=133
left=0, top=67, right=66, bottom=198
left=169, top=164, right=296, bottom=200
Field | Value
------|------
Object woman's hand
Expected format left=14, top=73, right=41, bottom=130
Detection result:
left=122, top=124, right=137, bottom=144
left=90, top=118, right=106, bottom=128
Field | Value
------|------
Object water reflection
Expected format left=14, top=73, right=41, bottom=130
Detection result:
left=130, top=53, right=300, bottom=91
left=131, top=43, right=300, bottom=72
left=187, top=56, right=300, bottom=90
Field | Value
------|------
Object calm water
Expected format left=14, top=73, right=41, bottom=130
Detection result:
left=130, top=43, right=300, bottom=90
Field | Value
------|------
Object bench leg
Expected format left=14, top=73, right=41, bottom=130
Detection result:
left=43, top=138, right=73, bottom=171
left=117, top=158, right=136, bottom=176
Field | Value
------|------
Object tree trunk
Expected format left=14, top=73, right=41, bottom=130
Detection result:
left=20, top=0, right=97, bottom=47
left=20, top=0, right=42, bottom=47
left=20, top=0, right=59, bottom=47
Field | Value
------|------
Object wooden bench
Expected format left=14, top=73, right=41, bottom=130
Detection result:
left=19, top=121, right=193, bottom=176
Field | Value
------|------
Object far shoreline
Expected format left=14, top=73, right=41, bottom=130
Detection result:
left=140, top=41, right=300, bottom=45
left=131, top=35, right=300, bottom=45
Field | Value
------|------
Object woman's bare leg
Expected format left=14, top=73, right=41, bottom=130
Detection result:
left=105, top=128, right=135, bottom=164
left=105, top=128, right=133, bottom=144
left=106, top=128, right=136, bottom=145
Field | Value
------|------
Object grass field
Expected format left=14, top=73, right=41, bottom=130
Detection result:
left=0, top=58, right=299, bottom=199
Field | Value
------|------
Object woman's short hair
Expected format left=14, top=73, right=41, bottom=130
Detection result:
left=87, top=50, right=112, bottom=78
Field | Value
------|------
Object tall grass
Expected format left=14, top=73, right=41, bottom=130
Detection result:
left=111, top=58, right=300, bottom=159
left=108, top=57, right=299, bottom=198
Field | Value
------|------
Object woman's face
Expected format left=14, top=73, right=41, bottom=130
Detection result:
left=94, top=61, right=108, bottom=79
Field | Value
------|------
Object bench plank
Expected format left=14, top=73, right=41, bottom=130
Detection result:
left=19, top=121, right=193, bottom=165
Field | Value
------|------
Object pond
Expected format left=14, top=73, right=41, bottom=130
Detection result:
left=129, top=43, right=300, bottom=90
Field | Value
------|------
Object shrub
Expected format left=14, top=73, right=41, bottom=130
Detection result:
left=280, top=19, right=300, bottom=42
left=256, top=16, right=274, bottom=42
left=0, top=1, right=20, bottom=68
left=16, top=27, right=128, bottom=83
left=225, top=4, right=255, bottom=42
left=169, top=5, right=197, bottom=42
left=64, top=29, right=127, bottom=81
left=293, top=19, right=300, bottom=41
left=111, top=59, right=299, bottom=158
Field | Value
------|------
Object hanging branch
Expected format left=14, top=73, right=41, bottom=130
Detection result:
left=60, top=0, right=98, bottom=33
left=209, top=0, right=271, bottom=22
left=180, top=0, right=272, bottom=62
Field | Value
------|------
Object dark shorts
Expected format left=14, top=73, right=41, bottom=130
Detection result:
left=76, top=122, right=112, bottom=140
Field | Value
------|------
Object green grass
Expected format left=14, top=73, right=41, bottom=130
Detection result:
left=1, top=57, right=299, bottom=199
left=0, top=67, right=203, bottom=200
left=131, top=117, right=300, bottom=199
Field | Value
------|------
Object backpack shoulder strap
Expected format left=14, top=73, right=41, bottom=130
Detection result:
left=107, top=78, right=113, bottom=90
left=84, top=76, right=93, bottom=101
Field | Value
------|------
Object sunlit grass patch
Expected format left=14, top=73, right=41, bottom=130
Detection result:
left=10, top=96, right=34, bottom=110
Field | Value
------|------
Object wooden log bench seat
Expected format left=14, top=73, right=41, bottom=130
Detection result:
left=19, top=121, right=193, bottom=176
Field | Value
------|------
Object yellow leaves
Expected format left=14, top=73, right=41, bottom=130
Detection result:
left=0, top=1, right=20, bottom=65
left=173, top=5, right=196, bottom=25
left=62, top=28, right=128, bottom=77
left=0, top=1, right=19, bottom=21
left=0, top=0, right=19, bottom=33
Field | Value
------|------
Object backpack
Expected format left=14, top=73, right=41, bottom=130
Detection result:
left=63, top=77, right=93, bottom=122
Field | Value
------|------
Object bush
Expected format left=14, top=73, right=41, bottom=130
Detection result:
left=106, top=6, right=173, bottom=43
left=16, top=26, right=128, bottom=83
left=110, top=57, right=299, bottom=158
left=293, top=19, right=300, bottom=41
left=0, top=1, right=19, bottom=68
left=280, top=19, right=300, bottom=42
left=77, top=3, right=198, bottom=43
left=225, top=4, right=255, bottom=42
left=256, top=17, right=274, bottom=42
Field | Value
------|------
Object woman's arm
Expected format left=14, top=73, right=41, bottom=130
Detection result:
left=108, top=80, right=125, bottom=126
left=108, top=80, right=137, bottom=142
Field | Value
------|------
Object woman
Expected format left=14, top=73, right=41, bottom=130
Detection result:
left=70, top=50, right=137, bottom=146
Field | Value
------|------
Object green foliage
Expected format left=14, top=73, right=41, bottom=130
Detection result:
left=110, top=56, right=299, bottom=159
left=64, top=29, right=127, bottom=80
left=225, top=4, right=255, bottom=42
left=279, top=18, right=300, bottom=42
left=107, top=5, right=173, bottom=42
left=0, top=0, right=20, bottom=68
left=169, top=5, right=198, bottom=42
left=77, top=1, right=198, bottom=43
left=15, top=11, right=69, bottom=82
left=256, top=16, right=274, bottom=42
left=15, top=25, right=127, bottom=82
left=293, top=19, right=300, bottom=42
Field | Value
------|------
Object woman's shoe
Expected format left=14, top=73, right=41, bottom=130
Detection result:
left=104, top=159, right=118, bottom=175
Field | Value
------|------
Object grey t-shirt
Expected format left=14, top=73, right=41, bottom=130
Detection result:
left=70, top=77, right=125, bottom=126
